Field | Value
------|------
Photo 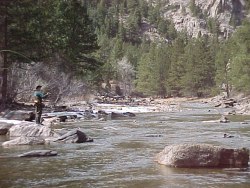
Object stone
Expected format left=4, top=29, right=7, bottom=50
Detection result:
left=155, top=144, right=249, bottom=168
left=18, top=150, right=57, bottom=157
left=2, top=136, right=45, bottom=147
left=219, top=115, right=230, bottom=123
left=8, top=122, right=55, bottom=137
left=0, top=122, right=14, bottom=135
left=52, top=129, right=93, bottom=143
left=110, top=112, right=136, bottom=120
left=3, top=110, right=35, bottom=121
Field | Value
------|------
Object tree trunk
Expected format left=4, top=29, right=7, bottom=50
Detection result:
left=0, top=3, right=8, bottom=110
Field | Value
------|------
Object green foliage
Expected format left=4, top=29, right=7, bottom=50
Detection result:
left=228, top=21, right=250, bottom=93
left=215, top=41, right=233, bottom=96
left=246, top=1, right=250, bottom=12
left=135, top=44, right=170, bottom=97
left=2, top=0, right=250, bottom=100
left=181, top=37, right=215, bottom=97
left=207, top=18, right=220, bottom=35
left=189, top=0, right=203, bottom=18
left=167, top=33, right=188, bottom=96
left=230, top=54, right=250, bottom=92
left=7, top=0, right=99, bottom=72
left=148, top=4, right=161, bottom=24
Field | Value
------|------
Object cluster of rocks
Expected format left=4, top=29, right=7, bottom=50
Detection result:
left=1, top=97, right=249, bottom=167
left=211, top=94, right=250, bottom=116
left=0, top=107, right=135, bottom=157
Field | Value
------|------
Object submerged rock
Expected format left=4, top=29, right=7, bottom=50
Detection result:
left=2, top=136, right=45, bottom=147
left=155, top=144, right=249, bottom=168
left=110, top=112, right=136, bottom=120
left=18, top=150, right=57, bottom=157
left=219, top=115, right=230, bottom=123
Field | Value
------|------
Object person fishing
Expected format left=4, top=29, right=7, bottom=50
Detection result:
left=33, top=85, right=49, bottom=124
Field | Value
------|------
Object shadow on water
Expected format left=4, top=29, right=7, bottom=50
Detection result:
left=0, top=101, right=250, bottom=188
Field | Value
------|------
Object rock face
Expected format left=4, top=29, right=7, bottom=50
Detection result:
left=155, top=0, right=247, bottom=38
left=155, top=144, right=249, bottom=168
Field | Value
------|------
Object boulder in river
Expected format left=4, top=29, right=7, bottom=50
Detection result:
left=2, top=136, right=45, bottom=147
left=8, top=122, right=56, bottom=137
left=0, top=122, right=14, bottom=135
left=18, top=150, right=57, bottom=157
left=2, top=110, right=35, bottom=121
left=110, top=112, right=136, bottom=120
left=219, top=115, right=230, bottom=123
left=52, top=128, right=93, bottom=143
left=155, top=144, right=249, bottom=168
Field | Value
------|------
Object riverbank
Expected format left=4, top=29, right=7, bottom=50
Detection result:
left=1, top=93, right=250, bottom=119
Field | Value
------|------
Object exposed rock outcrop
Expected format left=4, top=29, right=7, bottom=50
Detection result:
left=155, top=144, right=249, bottom=168
left=158, top=0, right=246, bottom=38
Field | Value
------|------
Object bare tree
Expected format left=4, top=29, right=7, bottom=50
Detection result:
left=116, top=57, right=135, bottom=96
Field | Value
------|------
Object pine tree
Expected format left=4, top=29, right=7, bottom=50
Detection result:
left=182, top=37, right=215, bottom=97
left=168, top=33, right=188, bottom=96
left=0, top=0, right=100, bottom=107
left=229, top=21, right=250, bottom=92
left=135, top=43, right=170, bottom=97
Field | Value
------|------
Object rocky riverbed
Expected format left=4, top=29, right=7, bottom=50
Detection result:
left=0, top=94, right=250, bottom=153
left=1, top=98, right=250, bottom=187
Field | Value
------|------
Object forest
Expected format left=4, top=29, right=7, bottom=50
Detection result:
left=0, top=0, right=250, bottom=108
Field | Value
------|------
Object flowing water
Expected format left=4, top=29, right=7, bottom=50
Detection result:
left=1, top=102, right=250, bottom=188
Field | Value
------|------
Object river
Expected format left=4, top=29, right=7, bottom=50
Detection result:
left=0, top=101, right=250, bottom=188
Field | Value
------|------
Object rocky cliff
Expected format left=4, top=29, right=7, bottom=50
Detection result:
left=156, top=0, right=248, bottom=38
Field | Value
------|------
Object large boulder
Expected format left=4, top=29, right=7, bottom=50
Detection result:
left=2, top=110, right=35, bottom=121
left=8, top=122, right=56, bottom=137
left=155, top=144, right=249, bottom=168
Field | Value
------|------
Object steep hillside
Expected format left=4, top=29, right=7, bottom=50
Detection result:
left=154, top=0, right=247, bottom=38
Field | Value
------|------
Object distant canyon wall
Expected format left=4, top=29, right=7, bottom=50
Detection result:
left=156, top=0, right=247, bottom=38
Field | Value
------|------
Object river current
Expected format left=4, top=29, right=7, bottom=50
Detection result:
left=0, top=102, right=250, bottom=188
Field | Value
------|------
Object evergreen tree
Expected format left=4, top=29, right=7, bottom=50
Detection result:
left=215, top=41, right=232, bottom=97
left=126, top=0, right=139, bottom=14
left=126, top=9, right=141, bottom=43
left=182, top=37, right=215, bottom=97
left=168, top=33, right=188, bottom=96
left=135, top=43, right=170, bottom=97
left=1, top=0, right=100, bottom=107
left=148, top=4, right=161, bottom=24
left=7, top=0, right=99, bottom=71
left=229, top=21, right=250, bottom=92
